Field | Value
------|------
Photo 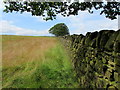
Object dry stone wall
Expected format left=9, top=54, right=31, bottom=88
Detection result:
left=61, top=30, right=120, bottom=89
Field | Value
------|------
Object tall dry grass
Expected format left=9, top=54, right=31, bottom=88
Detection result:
left=2, top=35, right=57, bottom=67
left=2, top=35, right=79, bottom=88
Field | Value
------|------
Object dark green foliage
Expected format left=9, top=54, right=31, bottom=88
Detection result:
left=61, top=29, right=120, bottom=89
left=49, top=23, right=70, bottom=36
left=3, top=2, right=120, bottom=21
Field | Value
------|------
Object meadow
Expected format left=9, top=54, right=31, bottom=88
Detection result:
left=2, top=35, right=78, bottom=88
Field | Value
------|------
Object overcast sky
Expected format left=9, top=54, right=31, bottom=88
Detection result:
left=0, top=1, right=119, bottom=36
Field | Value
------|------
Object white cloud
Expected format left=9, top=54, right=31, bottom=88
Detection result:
left=58, top=10, right=118, bottom=35
left=35, top=10, right=118, bottom=35
left=87, top=19, right=118, bottom=30
left=0, top=7, right=118, bottom=36
left=0, top=20, right=49, bottom=36
left=0, top=0, right=5, bottom=10
left=0, top=0, right=4, bottom=20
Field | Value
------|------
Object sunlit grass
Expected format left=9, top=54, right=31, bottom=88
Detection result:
left=2, top=35, right=78, bottom=88
left=2, top=35, right=57, bottom=67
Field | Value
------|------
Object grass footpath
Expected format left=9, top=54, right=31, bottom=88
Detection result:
left=2, top=35, right=79, bottom=88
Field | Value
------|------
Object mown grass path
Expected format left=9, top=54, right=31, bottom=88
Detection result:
left=2, top=35, right=79, bottom=88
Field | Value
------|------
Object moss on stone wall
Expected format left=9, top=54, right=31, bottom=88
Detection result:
left=61, top=30, right=120, bottom=89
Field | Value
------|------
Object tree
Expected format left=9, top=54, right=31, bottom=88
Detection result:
left=3, top=1, right=120, bottom=21
left=49, top=23, right=70, bottom=36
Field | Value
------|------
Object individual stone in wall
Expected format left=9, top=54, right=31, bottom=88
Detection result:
left=105, top=30, right=118, bottom=52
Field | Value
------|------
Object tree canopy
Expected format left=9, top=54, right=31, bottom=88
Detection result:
left=3, top=1, right=120, bottom=21
left=49, top=23, right=70, bottom=36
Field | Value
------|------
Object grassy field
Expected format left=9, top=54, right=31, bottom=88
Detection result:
left=2, top=35, right=78, bottom=88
